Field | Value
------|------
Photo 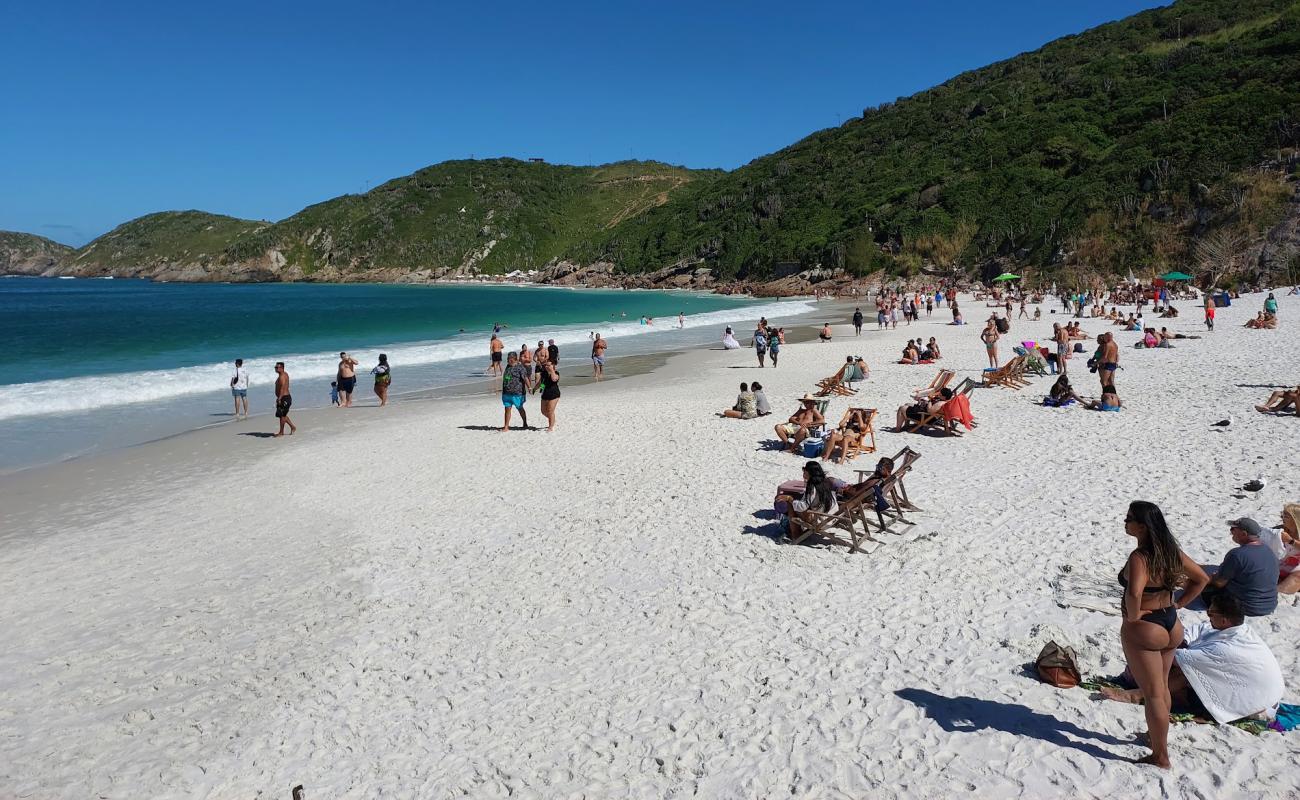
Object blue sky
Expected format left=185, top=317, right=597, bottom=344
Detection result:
left=2, top=0, right=1167, bottom=246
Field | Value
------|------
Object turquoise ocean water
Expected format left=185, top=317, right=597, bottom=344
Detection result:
left=0, top=277, right=811, bottom=470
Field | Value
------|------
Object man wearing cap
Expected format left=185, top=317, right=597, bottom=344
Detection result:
left=775, top=394, right=824, bottom=453
left=1202, top=518, right=1279, bottom=616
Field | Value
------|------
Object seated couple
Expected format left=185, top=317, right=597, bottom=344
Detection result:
left=775, top=394, right=824, bottom=452
left=835, top=355, right=870, bottom=383
left=1256, top=385, right=1299, bottom=415
left=900, top=338, right=940, bottom=364
left=1100, top=593, right=1285, bottom=726
left=720, top=381, right=771, bottom=419
left=778, top=457, right=895, bottom=539
left=1065, top=321, right=1090, bottom=340
left=1245, top=312, right=1277, bottom=330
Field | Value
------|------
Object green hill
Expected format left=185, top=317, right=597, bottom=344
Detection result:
left=219, top=159, right=713, bottom=277
left=587, top=0, right=1300, bottom=281
left=72, top=211, right=268, bottom=273
left=0, top=231, right=74, bottom=275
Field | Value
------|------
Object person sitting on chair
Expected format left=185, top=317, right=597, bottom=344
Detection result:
left=775, top=395, right=824, bottom=452
left=821, top=408, right=873, bottom=464
left=1255, top=385, right=1299, bottom=415
left=775, top=461, right=838, bottom=540
left=848, top=455, right=896, bottom=515
left=895, top=387, right=953, bottom=431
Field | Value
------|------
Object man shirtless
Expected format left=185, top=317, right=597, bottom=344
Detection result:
left=519, top=343, right=533, bottom=378
left=1098, top=332, right=1120, bottom=390
left=273, top=361, right=296, bottom=437
left=336, top=352, right=359, bottom=407
left=775, top=395, right=824, bottom=453
left=488, top=334, right=504, bottom=376
left=1052, top=322, right=1070, bottom=375
left=591, top=333, right=607, bottom=381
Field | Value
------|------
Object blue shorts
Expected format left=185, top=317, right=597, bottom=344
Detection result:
left=592, top=355, right=605, bottom=366
left=231, top=388, right=247, bottom=397
left=502, top=393, right=526, bottom=409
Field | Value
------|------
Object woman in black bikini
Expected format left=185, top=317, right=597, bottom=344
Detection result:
left=538, top=360, right=561, bottom=431
left=1118, top=501, right=1209, bottom=769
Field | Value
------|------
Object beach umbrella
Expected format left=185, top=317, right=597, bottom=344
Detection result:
left=1161, top=271, right=1194, bottom=282
left=992, top=273, right=1020, bottom=282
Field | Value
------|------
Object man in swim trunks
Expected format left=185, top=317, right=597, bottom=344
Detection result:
left=273, top=361, right=296, bottom=437
left=591, top=334, right=607, bottom=381
left=488, top=334, right=504, bottom=376
left=500, top=351, right=533, bottom=432
left=336, top=352, right=359, bottom=408
left=774, top=394, right=824, bottom=453
left=519, top=343, right=534, bottom=378
left=1098, top=332, right=1119, bottom=390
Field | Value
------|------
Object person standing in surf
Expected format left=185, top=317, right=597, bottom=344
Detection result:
left=336, top=352, right=359, bottom=407
left=591, top=333, right=607, bottom=381
left=230, top=358, right=249, bottom=418
left=488, top=333, right=504, bottom=376
left=273, top=362, right=296, bottom=437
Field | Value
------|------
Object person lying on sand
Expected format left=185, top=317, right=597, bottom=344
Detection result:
left=1158, top=328, right=1198, bottom=342
left=1160, top=306, right=1179, bottom=318
left=1255, top=386, right=1299, bottom=415
left=1100, top=593, right=1283, bottom=730
left=721, top=382, right=758, bottom=419
left=775, top=395, right=824, bottom=452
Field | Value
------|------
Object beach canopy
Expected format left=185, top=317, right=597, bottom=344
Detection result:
left=992, top=273, right=1020, bottom=282
left=1162, top=271, right=1194, bottom=281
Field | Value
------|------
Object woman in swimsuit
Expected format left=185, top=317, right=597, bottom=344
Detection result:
left=539, top=360, right=561, bottom=431
left=1117, top=501, right=1209, bottom=769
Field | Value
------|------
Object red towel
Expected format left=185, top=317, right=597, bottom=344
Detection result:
left=942, top=394, right=974, bottom=430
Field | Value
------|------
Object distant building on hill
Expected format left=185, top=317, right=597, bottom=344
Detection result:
left=528, top=157, right=545, bottom=163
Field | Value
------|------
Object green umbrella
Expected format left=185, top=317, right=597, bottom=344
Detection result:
left=1161, top=271, right=1194, bottom=281
left=992, top=273, right=1020, bottom=282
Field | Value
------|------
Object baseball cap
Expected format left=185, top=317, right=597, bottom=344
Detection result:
left=1227, top=517, right=1266, bottom=538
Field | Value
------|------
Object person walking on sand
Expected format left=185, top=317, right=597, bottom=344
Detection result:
left=1098, top=332, right=1120, bottom=390
left=768, top=329, right=780, bottom=367
left=852, top=307, right=864, bottom=335
left=980, top=320, right=1000, bottom=368
left=1018, top=298, right=1029, bottom=319
left=336, top=352, right=359, bottom=407
left=754, top=327, right=768, bottom=367
left=1114, top=501, right=1209, bottom=769
left=372, top=353, right=391, bottom=407
left=500, top=351, right=532, bottom=431
left=591, top=333, right=607, bottom=381
left=1204, top=298, right=1216, bottom=331
left=488, top=333, right=504, bottom=376
left=273, top=361, right=296, bottom=437
left=230, top=358, right=249, bottom=418
left=538, top=357, right=561, bottom=431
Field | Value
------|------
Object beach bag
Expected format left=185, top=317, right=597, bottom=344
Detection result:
left=1035, top=641, right=1081, bottom=688
left=995, top=318, right=1009, bottom=334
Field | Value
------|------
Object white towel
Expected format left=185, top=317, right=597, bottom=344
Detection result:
left=1176, top=621, right=1285, bottom=724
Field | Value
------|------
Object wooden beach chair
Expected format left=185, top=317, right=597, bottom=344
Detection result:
left=1013, top=346, right=1049, bottom=376
left=912, top=369, right=955, bottom=400
left=982, top=354, right=1027, bottom=389
left=814, top=372, right=857, bottom=397
left=824, top=407, right=877, bottom=462
left=788, top=482, right=880, bottom=552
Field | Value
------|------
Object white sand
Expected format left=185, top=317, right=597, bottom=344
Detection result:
left=2, top=291, right=1298, bottom=798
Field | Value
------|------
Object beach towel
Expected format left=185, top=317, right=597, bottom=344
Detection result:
left=1050, top=565, right=1120, bottom=615
left=1270, top=703, right=1300, bottom=732
left=941, top=394, right=974, bottom=430
left=1175, top=621, right=1284, bottom=725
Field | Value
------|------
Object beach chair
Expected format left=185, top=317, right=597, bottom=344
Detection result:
left=982, top=354, right=1027, bottom=389
left=912, top=369, right=955, bottom=400
left=824, top=407, right=877, bottom=462
left=1013, top=345, right=1048, bottom=376
left=814, top=372, right=857, bottom=397
left=852, top=447, right=922, bottom=534
left=788, top=481, right=880, bottom=552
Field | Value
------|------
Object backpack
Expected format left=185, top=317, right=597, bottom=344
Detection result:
left=1035, top=641, right=1081, bottom=688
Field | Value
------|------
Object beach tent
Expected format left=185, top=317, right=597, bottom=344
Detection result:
left=992, top=273, right=1020, bottom=282
left=1161, top=271, right=1194, bottom=282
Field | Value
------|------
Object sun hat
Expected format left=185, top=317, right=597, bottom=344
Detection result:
left=800, top=393, right=817, bottom=402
